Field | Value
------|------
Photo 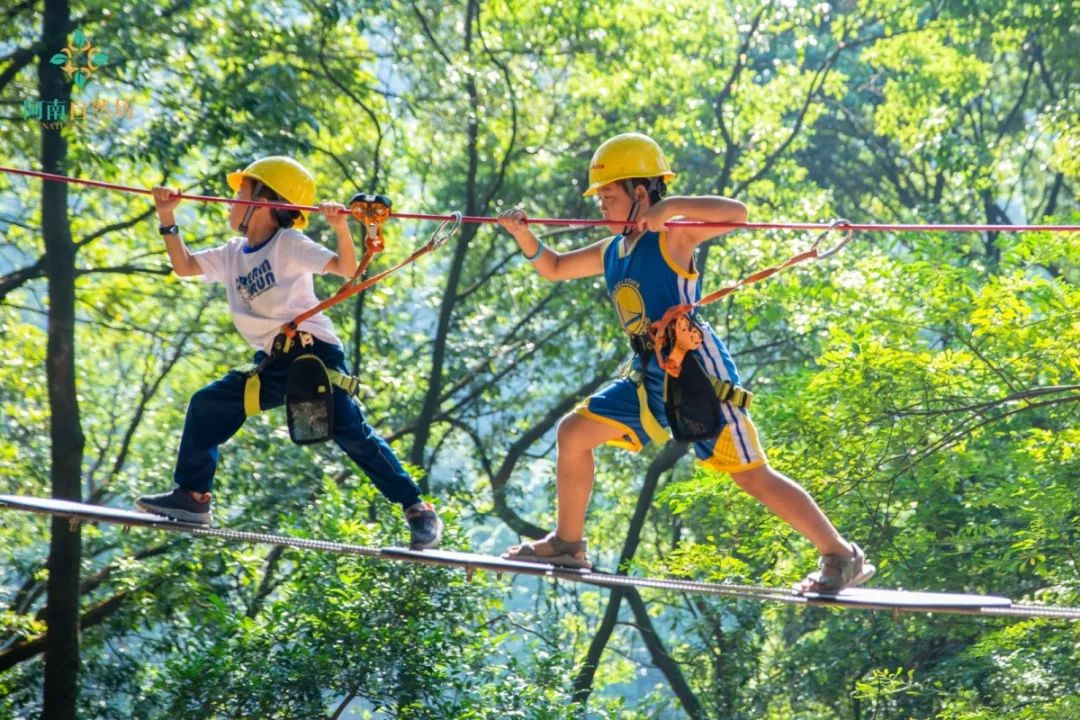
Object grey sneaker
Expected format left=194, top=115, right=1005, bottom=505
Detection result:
left=404, top=501, right=443, bottom=550
left=136, top=488, right=212, bottom=525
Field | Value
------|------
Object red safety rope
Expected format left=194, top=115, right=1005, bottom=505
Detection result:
left=3, top=166, right=1079, bottom=234
left=0, top=166, right=317, bottom=214
left=7, top=164, right=1076, bottom=377
left=388, top=211, right=1080, bottom=233
left=0, top=166, right=465, bottom=352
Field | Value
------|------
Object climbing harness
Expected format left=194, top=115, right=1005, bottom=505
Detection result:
left=650, top=219, right=855, bottom=377
left=233, top=331, right=365, bottom=422
left=618, top=223, right=850, bottom=442
left=625, top=314, right=752, bottom=444
left=663, top=351, right=752, bottom=442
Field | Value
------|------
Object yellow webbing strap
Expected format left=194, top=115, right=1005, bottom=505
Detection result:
left=637, top=381, right=672, bottom=445
left=229, top=362, right=263, bottom=417
left=244, top=373, right=262, bottom=416
left=327, top=370, right=362, bottom=397
left=712, top=378, right=753, bottom=409
left=236, top=364, right=364, bottom=417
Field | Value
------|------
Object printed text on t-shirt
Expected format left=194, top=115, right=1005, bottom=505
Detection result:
left=236, top=259, right=276, bottom=307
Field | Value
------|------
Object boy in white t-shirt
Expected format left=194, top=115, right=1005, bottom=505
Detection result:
left=136, top=156, right=443, bottom=549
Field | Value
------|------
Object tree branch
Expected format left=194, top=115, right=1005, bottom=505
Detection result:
left=625, top=588, right=707, bottom=720
left=572, top=442, right=687, bottom=705
left=475, top=5, right=518, bottom=213
left=0, top=258, right=46, bottom=302
left=732, top=43, right=843, bottom=196
left=0, top=580, right=160, bottom=672
left=245, top=546, right=287, bottom=619
left=315, top=20, right=384, bottom=189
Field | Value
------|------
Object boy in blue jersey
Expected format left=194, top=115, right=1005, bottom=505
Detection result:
left=496, top=133, right=872, bottom=593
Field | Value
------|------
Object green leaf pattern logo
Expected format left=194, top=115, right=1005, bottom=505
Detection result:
left=49, top=28, right=109, bottom=90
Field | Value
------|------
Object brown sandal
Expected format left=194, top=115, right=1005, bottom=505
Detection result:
left=502, top=531, right=592, bottom=570
left=795, top=542, right=876, bottom=594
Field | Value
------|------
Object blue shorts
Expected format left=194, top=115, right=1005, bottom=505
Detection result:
left=576, top=358, right=767, bottom=473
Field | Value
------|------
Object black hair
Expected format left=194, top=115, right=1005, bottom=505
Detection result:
left=629, top=177, right=667, bottom=204
left=255, top=184, right=301, bottom=228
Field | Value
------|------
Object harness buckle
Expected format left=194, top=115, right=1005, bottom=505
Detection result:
left=712, top=379, right=753, bottom=409
left=628, top=332, right=654, bottom=356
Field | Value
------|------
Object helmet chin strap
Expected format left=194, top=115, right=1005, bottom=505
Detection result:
left=622, top=180, right=640, bottom=237
left=238, top=181, right=265, bottom=234
left=621, top=178, right=662, bottom=237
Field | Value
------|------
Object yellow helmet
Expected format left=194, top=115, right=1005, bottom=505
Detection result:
left=227, top=156, right=316, bottom=229
left=582, top=133, right=676, bottom=197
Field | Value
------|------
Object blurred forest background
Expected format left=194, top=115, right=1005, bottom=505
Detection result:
left=1, top=0, right=1078, bottom=718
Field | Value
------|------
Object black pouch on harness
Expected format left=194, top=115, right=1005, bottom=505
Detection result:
left=286, top=354, right=334, bottom=445
left=663, top=352, right=723, bottom=442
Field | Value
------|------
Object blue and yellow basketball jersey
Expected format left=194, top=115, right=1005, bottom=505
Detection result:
left=603, top=231, right=740, bottom=384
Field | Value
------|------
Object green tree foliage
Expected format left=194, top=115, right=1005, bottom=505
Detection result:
left=1, top=0, right=1077, bottom=718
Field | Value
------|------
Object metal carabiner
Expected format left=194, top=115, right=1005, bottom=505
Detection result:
left=811, top=218, right=855, bottom=259
left=427, top=211, right=462, bottom=249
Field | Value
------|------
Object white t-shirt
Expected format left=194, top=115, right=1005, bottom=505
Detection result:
left=193, top=228, right=342, bottom=352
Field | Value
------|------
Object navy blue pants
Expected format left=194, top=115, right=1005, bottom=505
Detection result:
left=174, top=338, right=422, bottom=508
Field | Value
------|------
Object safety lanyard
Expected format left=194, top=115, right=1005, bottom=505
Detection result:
left=649, top=220, right=854, bottom=376
left=281, top=195, right=461, bottom=343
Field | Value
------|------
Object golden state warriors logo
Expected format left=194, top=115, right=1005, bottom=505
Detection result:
left=613, top=280, right=649, bottom=334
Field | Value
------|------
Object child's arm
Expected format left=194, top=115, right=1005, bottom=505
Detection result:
left=153, top=187, right=203, bottom=277
left=497, top=208, right=605, bottom=281
left=637, top=196, right=748, bottom=250
left=319, top=202, right=357, bottom=278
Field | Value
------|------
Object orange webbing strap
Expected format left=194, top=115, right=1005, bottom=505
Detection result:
left=284, top=195, right=390, bottom=338
left=280, top=200, right=461, bottom=343
left=649, top=219, right=854, bottom=376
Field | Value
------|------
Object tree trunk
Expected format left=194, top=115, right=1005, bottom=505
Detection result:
left=407, top=0, right=482, bottom=483
left=40, top=1, right=85, bottom=718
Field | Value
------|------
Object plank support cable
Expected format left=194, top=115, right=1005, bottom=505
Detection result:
left=3, top=496, right=1078, bottom=620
